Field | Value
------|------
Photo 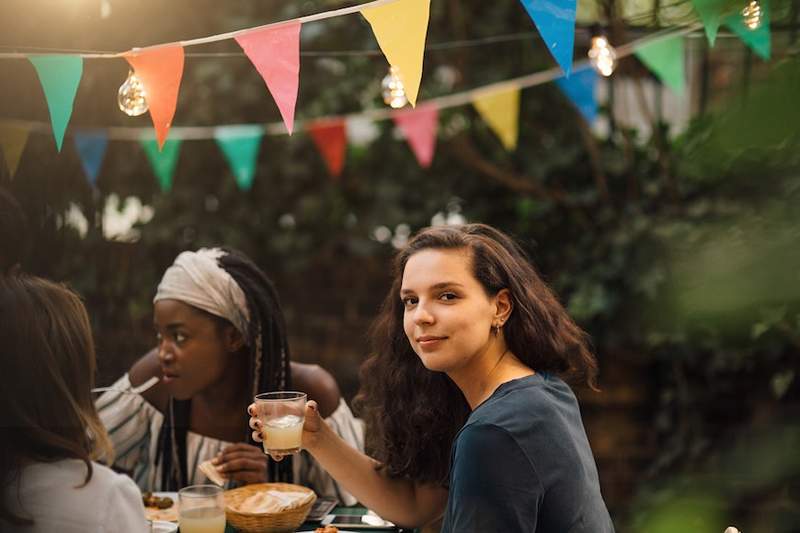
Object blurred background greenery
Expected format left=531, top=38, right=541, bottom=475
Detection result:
left=1, top=0, right=799, bottom=530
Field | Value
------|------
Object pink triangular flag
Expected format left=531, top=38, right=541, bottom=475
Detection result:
left=392, top=104, right=438, bottom=168
left=308, top=119, right=347, bottom=179
left=236, top=21, right=301, bottom=135
left=125, top=46, right=185, bottom=150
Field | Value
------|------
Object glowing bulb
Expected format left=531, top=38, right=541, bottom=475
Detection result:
left=117, top=70, right=148, bottom=116
left=588, top=36, right=617, bottom=77
left=381, top=66, right=408, bottom=109
left=741, top=0, right=762, bottom=30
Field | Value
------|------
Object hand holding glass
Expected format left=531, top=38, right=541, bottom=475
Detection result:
left=254, top=391, right=306, bottom=456
left=178, top=485, right=225, bottom=533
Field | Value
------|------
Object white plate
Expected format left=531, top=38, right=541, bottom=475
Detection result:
left=143, top=492, right=179, bottom=522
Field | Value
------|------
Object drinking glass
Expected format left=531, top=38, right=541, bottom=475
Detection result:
left=178, top=485, right=225, bottom=533
left=254, top=391, right=307, bottom=455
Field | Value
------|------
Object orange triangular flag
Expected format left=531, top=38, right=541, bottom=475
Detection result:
left=125, top=46, right=184, bottom=150
left=236, top=21, right=302, bottom=135
left=308, top=119, right=347, bottom=178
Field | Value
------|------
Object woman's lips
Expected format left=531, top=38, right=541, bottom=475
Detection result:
left=417, top=336, right=447, bottom=350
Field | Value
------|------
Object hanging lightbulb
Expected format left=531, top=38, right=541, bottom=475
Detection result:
left=381, top=66, right=408, bottom=109
left=588, top=35, right=617, bottom=77
left=741, top=0, right=762, bottom=30
left=117, top=70, right=148, bottom=117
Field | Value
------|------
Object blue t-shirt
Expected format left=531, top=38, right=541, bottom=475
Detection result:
left=440, top=373, right=614, bottom=533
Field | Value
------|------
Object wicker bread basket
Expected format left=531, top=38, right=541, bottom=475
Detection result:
left=224, top=483, right=316, bottom=533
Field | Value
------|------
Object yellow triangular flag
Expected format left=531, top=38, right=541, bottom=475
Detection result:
left=0, top=124, right=30, bottom=178
left=472, top=86, right=520, bottom=151
left=361, top=0, right=431, bottom=107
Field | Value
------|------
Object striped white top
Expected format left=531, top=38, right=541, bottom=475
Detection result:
left=96, top=374, right=364, bottom=505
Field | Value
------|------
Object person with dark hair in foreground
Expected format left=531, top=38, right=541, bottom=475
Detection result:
left=251, top=224, right=614, bottom=532
left=0, top=274, right=147, bottom=532
left=97, top=248, right=363, bottom=504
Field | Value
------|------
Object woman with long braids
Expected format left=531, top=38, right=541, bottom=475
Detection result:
left=251, top=224, right=614, bottom=532
left=97, top=248, right=363, bottom=504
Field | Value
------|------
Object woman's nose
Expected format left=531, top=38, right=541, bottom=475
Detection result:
left=413, top=302, right=435, bottom=325
left=157, top=341, right=175, bottom=363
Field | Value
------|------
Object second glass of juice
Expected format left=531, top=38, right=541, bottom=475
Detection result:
left=178, top=485, right=225, bottom=533
left=254, top=391, right=306, bottom=455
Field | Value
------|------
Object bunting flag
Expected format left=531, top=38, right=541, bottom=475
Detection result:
left=555, top=66, right=598, bottom=123
left=691, top=0, right=728, bottom=45
left=214, top=125, right=264, bottom=191
left=28, top=55, right=83, bottom=152
left=308, top=119, right=347, bottom=178
left=393, top=104, right=438, bottom=167
left=236, top=21, right=302, bottom=135
left=472, top=86, right=520, bottom=151
left=140, top=138, right=182, bottom=192
left=125, top=46, right=185, bottom=150
left=361, top=0, right=431, bottom=107
left=73, top=132, right=108, bottom=185
left=635, top=35, right=685, bottom=95
left=725, top=0, right=770, bottom=60
left=0, top=124, right=29, bottom=178
left=519, top=0, right=577, bottom=76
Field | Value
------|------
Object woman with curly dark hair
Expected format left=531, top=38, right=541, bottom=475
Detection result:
left=250, top=223, right=614, bottom=532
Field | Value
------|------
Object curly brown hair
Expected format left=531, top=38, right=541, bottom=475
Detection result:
left=355, top=223, right=598, bottom=485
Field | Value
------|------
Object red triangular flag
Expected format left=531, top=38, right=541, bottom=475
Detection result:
left=236, top=21, right=301, bottom=135
left=308, top=119, right=347, bottom=178
left=125, top=46, right=184, bottom=150
left=392, top=104, right=438, bottom=168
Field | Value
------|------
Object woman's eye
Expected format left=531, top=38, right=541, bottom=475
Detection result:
left=439, top=292, right=457, bottom=301
left=175, top=333, right=187, bottom=344
left=402, top=297, right=417, bottom=307
left=155, top=332, right=162, bottom=342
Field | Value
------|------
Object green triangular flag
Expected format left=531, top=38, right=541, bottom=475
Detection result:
left=140, top=138, right=182, bottom=192
left=724, top=0, right=770, bottom=59
left=635, top=35, right=685, bottom=95
left=692, top=0, right=728, bottom=45
left=214, top=126, right=264, bottom=191
left=28, top=55, right=83, bottom=152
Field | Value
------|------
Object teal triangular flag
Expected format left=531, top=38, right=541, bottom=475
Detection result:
left=635, top=35, right=685, bottom=95
left=692, top=0, right=727, bottom=45
left=29, top=55, right=83, bottom=152
left=724, top=0, right=770, bottom=59
left=140, top=138, right=182, bottom=192
left=214, top=126, right=264, bottom=191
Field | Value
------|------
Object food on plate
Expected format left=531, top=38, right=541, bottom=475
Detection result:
left=314, top=526, right=339, bottom=533
left=142, top=492, right=174, bottom=509
left=142, top=492, right=179, bottom=522
left=198, top=459, right=226, bottom=486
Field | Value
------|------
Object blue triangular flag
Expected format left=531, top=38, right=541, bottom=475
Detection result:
left=73, top=131, right=108, bottom=185
left=214, top=125, right=264, bottom=191
left=556, top=66, right=597, bottom=122
left=519, top=0, right=577, bottom=75
left=28, top=55, right=83, bottom=152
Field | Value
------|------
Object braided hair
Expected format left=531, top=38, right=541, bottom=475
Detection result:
left=157, top=248, right=294, bottom=489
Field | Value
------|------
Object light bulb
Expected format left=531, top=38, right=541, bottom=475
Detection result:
left=381, top=66, right=408, bottom=109
left=117, top=70, right=148, bottom=116
left=588, top=36, right=617, bottom=77
left=741, top=0, right=762, bottom=30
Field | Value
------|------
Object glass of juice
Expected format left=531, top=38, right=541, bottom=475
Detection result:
left=178, top=485, right=226, bottom=533
left=254, top=391, right=307, bottom=455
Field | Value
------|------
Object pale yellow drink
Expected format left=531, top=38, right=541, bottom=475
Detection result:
left=254, top=391, right=306, bottom=456
left=262, top=414, right=303, bottom=454
left=179, top=506, right=225, bottom=533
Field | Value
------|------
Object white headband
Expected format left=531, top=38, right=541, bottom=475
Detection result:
left=154, top=248, right=250, bottom=337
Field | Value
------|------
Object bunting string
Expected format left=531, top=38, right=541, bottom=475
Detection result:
left=0, top=23, right=701, bottom=141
